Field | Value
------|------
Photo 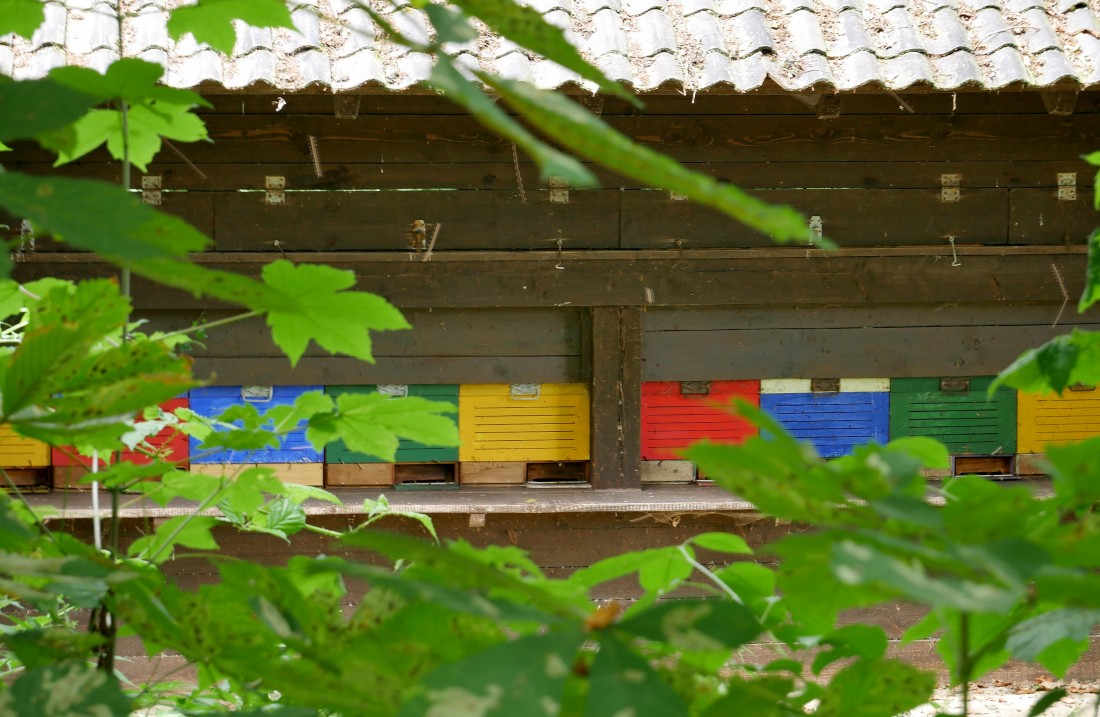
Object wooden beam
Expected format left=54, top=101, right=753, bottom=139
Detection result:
left=333, top=95, right=361, bottom=119
left=12, top=250, right=1088, bottom=311
left=589, top=307, right=643, bottom=489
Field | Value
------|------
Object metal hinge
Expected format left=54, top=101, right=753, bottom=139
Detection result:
left=548, top=177, right=569, bottom=204
left=141, top=175, right=162, bottom=206
left=940, top=174, right=960, bottom=202
left=1058, top=172, right=1077, bottom=201
left=809, top=215, right=823, bottom=245
left=265, top=176, right=285, bottom=205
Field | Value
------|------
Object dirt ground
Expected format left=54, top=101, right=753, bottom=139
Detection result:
left=903, top=680, right=1100, bottom=716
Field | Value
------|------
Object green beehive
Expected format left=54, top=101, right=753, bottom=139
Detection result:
left=890, top=377, right=1016, bottom=455
left=326, top=385, right=459, bottom=463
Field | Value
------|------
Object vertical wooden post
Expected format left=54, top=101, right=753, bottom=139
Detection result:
left=589, top=307, right=642, bottom=489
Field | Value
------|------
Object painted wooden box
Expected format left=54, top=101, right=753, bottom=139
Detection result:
left=326, top=384, right=459, bottom=463
left=52, top=397, right=190, bottom=476
left=641, top=381, right=760, bottom=460
left=889, top=377, right=1016, bottom=455
left=188, top=386, right=323, bottom=464
left=0, top=425, right=50, bottom=467
left=760, top=379, right=890, bottom=458
left=1018, top=385, right=1100, bottom=458
left=458, top=383, right=590, bottom=462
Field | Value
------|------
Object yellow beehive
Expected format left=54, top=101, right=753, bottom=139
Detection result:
left=459, top=383, right=590, bottom=462
left=0, top=424, right=50, bottom=467
left=1018, top=387, right=1100, bottom=453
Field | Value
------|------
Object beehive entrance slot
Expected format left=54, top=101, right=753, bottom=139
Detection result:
left=526, top=462, right=590, bottom=484
left=811, top=378, right=840, bottom=394
left=394, top=463, right=458, bottom=490
left=940, top=377, right=970, bottom=393
left=953, top=455, right=1014, bottom=478
left=680, top=381, right=710, bottom=396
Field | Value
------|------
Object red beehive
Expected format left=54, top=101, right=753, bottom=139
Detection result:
left=641, top=381, right=760, bottom=460
left=52, top=397, right=190, bottom=469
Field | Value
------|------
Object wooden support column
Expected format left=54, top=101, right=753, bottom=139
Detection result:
left=589, top=307, right=642, bottom=489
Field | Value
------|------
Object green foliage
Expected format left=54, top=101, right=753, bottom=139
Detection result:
left=167, top=0, right=295, bottom=54
left=0, top=0, right=45, bottom=37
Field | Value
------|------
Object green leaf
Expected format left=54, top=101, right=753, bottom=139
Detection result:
left=261, top=261, right=409, bottom=366
left=429, top=58, right=597, bottom=188
left=814, top=659, right=934, bottom=717
left=1007, top=609, right=1100, bottom=676
left=308, top=393, right=457, bottom=462
left=0, top=78, right=100, bottom=143
left=259, top=497, right=308, bottom=540
left=481, top=75, right=812, bottom=245
left=585, top=634, right=689, bottom=717
left=0, top=0, right=45, bottom=38
left=1080, top=229, right=1100, bottom=312
left=1083, top=151, right=1100, bottom=167
left=689, top=532, right=753, bottom=555
left=50, top=59, right=204, bottom=106
left=1028, top=688, right=1070, bottom=717
left=831, top=540, right=1021, bottom=613
left=399, top=630, right=584, bottom=717
left=128, top=515, right=219, bottom=563
left=885, top=436, right=950, bottom=470
left=422, top=4, right=477, bottom=43
left=449, top=0, right=637, bottom=106
left=811, top=625, right=888, bottom=675
left=994, top=330, right=1100, bottom=395
left=616, top=599, right=763, bottom=652
left=168, top=0, right=295, bottom=54
left=0, top=662, right=132, bottom=716
left=702, top=676, right=804, bottom=717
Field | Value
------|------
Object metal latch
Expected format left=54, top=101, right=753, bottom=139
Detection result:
left=1069, top=383, right=1095, bottom=392
left=1058, top=172, right=1077, bottom=201
left=548, top=177, right=569, bottom=204
left=680, top=381, right=710, bottom=396
left=811, top=378, right=840, bottom=394
left=510, top=383, right=541, bottom=400
left=378, top=384, right=409, bottom=398
left=142, top=175, right=162, bottom=206
left=265, top=176, right=285, bottom=205
left=809, top=216, right=823, bottom=245
left=241, top=385, right=274, bottom=402
left=940, top=377, right=970, bottom=393
left=941, top=174, right=960, bottom=202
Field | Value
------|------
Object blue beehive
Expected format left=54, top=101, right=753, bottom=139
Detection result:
left=188, top=385, right=323, bottom=464
left=760, top=379, right=890, bottom=458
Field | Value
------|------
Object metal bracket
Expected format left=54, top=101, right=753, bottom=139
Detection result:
left=141, top=175, right=162, bottom=206
left=680, top=381, right=710, bottom=396
left=510, top=383, right=541, bottom=400
left=940, top=174, right=961, bottom=202
left=1058, top=172, right=1077, bottom=201
left=378, top=384, right=409, bottom=398
left=265, top=176, right=285, bottom=205
left=241, top=385, right=274, bottom=403
left=811, top=378, right=840, bottom=394
left=809, top=215, right=823, bottom=245
left=669, top=191, right=687, bottom=201
left=1069, top=383, right=1096, bottom=392
left=548, top=177, right=569, bottom=204
left=19, top=219, right=34, bottom=252
left=940, top=377, right=970, bottom=393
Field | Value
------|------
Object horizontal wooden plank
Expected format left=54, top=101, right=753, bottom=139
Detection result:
left=14, top=250, right=1087, bottom=310
left=644, top=304, right=1100, bottom=330
left=192, top=356, right=579, bottom=385
left=1009, top=189, right=1100, bottom=245
left=6, top=159, right=1094, bottom=192
left=12, top=115, right=1097, bottom=167
left=643, top=325, right=1090, bottom=380
left=622, top=188, right=1009, bottom=248
left=141, top=307, right=580, bottom=359
left=212, top=190, right=619, bottom=251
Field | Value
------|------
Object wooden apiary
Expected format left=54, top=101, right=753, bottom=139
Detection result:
left=760, top=379, right=890, bottom=458
left=890, top=377, right=1016, bottom=457
left=188, top=385, right=323, bottom=465
left=458, top=383, right=590, bottom=462
left=1016, top=386, right=1100, bottom=474
left=191, top=462, right=323, bottom=487
left=641, top=381, right=759, bottom=460
left=325, top=384, right=459, bottom=463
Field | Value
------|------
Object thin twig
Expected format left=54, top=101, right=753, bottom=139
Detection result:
left=163, top=139, right=208, bottom=180
left=511, top=142, right=527, bottom=203
left=422, top=223, right=442, bottom=262
left=1051, top=263, right=1069, bottom=328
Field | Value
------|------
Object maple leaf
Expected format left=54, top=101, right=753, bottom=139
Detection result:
left=261, top=261, right=409, bottom=366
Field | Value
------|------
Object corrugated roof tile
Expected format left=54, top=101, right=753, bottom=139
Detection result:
left=3, top=0, right=1099, bottom=93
